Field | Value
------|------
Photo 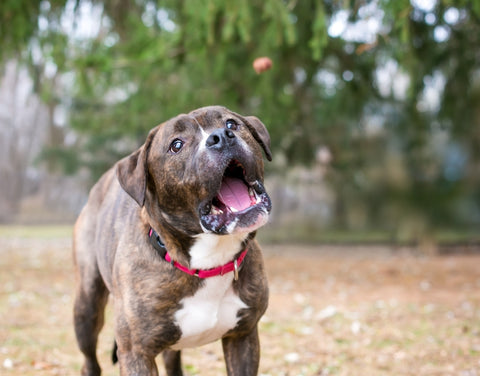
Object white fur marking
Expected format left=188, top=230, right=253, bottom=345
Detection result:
left=196, top=123, right=210, bottom=153
left=170, top=233, right=249, bottom=350
left=189, top=232, right=247, bottom=270
left=171, top=275, right=248, bottom=350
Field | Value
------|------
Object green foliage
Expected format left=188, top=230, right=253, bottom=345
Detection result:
left=309, top=3, right=328, bottom=61
left=1, top=0, right=480, bottom=232
left=0, top=0, right=70, bottom=61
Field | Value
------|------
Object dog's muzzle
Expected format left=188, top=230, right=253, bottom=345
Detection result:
left=199, top=159, right=271, bottom=234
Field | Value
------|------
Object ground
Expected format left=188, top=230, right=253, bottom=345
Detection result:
left=0, top=228, right=479, bottom=375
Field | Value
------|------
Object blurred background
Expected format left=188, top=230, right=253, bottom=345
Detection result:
left=1, top=0, right=480, bottom=248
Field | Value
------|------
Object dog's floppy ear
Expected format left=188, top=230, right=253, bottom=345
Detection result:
left=116, top=128, right=158, bottom=207
left=243, top=116, right=272, bottom=161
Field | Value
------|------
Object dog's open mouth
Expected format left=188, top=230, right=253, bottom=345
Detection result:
left=200, top=160, right=271, bottom=234
left=212, top=161, right=259, bottom=214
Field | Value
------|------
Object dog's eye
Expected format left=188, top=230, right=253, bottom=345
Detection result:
left=169, top=139, right=184, bottom=153
left=225, top=119, right=238, bottom=130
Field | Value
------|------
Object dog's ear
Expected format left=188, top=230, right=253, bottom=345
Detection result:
left=116, top=128, right=158, bottom=207
left=243, top=116, right=272, bottom=161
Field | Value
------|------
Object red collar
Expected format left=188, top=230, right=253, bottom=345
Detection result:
left=148, top=228, right=248, bottom=281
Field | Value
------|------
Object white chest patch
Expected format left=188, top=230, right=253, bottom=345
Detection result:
left=170, top=233, right=249, bottom=350
left=170, top=274, right=248, bottom=350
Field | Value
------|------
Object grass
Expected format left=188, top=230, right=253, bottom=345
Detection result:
left=1, top=228, right=480, bottom=375
left=1, top=224, right=478, bottom=246
left=0, top=225, right=72, bottom=239
left=259, top=224, right=480, bottom=246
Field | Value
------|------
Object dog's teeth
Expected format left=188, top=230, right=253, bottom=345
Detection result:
left=211, top=207, right=223, bottom=215
left=249, top=187, right=259, bottom=205
left=231, top=207, right=238, bottom=213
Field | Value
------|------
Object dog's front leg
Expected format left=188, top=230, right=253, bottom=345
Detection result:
left=222, top=326, right=261, bottom=376
left=116, top=349, right=159, bottom=376
left=162, top=349, right=183, bottom=376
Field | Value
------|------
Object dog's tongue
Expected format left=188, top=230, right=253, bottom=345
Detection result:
left=218, top=177, right=252, bottom=211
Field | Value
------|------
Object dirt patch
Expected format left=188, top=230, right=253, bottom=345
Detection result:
left=0, top=238, right=479, bottom=375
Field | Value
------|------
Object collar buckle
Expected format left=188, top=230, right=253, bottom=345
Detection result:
left=234, top=259, right=239, bottom=281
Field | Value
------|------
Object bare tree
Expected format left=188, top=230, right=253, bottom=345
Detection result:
left=0, top=60, right=49, bottom=222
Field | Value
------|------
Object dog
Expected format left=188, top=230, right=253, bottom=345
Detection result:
left=73, top=106, right=272, bottom=375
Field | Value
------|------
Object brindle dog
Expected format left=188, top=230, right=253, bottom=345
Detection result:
left=73, top=106, right=272, bottom=376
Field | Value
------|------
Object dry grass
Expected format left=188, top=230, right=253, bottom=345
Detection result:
left=0, top=231, right=479, bottom=375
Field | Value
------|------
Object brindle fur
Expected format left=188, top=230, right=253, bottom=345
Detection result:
left=73, top=106, right=271, bottom=376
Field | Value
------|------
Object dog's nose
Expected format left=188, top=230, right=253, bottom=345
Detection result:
left=206, top=128, right=236, bottom=150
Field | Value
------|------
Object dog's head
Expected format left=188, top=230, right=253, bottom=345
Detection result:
left=117, top=106, right=272, bottom=235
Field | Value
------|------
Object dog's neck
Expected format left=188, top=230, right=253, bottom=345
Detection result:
left=142, top=206, right=250, bottom=270
left=189, top=232, right=248, bottom=270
